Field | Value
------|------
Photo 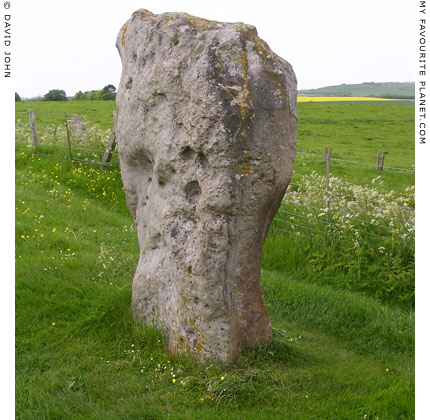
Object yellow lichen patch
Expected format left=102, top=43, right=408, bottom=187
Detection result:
left=121, top=24, right=128, bottom=46
left=238, top=52, right=251, bottom=125
left=187, top=15, right=213, bottom=31
left=188, top=319, right=196, bottom=327
left=164, top=16, right=175, bottom=25
left=187, top=266, right=192, bottom=275
left=181, top=295, right=190, bottom=304
left=195, top=342, right=204, bottom=352
left=138, top=9, right=154, bottom=20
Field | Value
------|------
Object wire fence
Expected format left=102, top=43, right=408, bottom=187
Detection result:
left=15, top=108, right=415, bottom=251
left=16, top=109, right=118, bottom=167
left=296, top=150, right=414, bottom=173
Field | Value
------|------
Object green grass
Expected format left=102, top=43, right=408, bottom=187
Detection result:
left=16, top=100, right=414, bottom=418
left=295, top=102, right=414, bottom=191
left=16, top=148, right=414, bottom=419
left=16, top=100, right=414, bottom=190
left=15, top=100, right=117, bottom=131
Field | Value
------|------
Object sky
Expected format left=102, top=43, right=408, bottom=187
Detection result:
left=14, top=0, right=414, bottom=98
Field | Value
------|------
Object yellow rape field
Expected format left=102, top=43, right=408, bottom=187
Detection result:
left=297, top=96, right=399, bottom=102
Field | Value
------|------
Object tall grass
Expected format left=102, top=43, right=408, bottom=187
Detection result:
left=263, top=171, right=415, bottom=308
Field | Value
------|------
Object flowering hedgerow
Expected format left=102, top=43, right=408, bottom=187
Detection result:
left=270, top=171, right=415, bottom=306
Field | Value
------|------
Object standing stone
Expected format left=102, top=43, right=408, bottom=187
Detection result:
left=70, top=114, right=87, bottom=140
left=116, top=9, right=297, bottom=362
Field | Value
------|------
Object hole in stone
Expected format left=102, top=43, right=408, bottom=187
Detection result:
left=158, top=179, right=165, bottom=187
left=185, top=181, right=201, bottom=204
left=197, top=152, right=209, bottom=168
left=148, top=177, right=152, bottom=182
left=173, top=39, right=179, bottom=46
left=132, top=53, right=137, bottom=62
left=193, top=296, right=199, bottom=304
left=181, top=146, right=196, bottom=160
left=125, top=77, right=132, bottom=89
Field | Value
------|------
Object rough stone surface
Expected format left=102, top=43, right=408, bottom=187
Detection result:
left=116, top=9, right=297, bottom=362
left=70, top=114, right=87, bottom=140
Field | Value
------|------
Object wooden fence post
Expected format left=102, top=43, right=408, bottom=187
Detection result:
left=101, top=110, right=118, bottom=164
left=325, top=147, right=332, bottom=237
left=28, top=109, right=39, bottom=151
left=380, top=153, right=385, bottom=171
left=64, top=113, right=73, bottom=160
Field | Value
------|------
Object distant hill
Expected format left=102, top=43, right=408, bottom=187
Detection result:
left=299, top=82, right=414, bottom=99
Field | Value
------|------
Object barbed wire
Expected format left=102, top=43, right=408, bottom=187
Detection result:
left=274, top=213, right=403, bottom=242
left=15, top=142, right=115, bottom=154
left=282, top=197, right=414, bottom=225
left=16, top=114, right=414, bottom=172
left=272, top=217, right=382, bottom=247
left=290, top=174, right=414, bottom=199
left=277, top=208, right=411, bottom=236
left=327, top=178, right=414, bottom=198
left=72, top=158, right=118, bottom=167
left=16, top=110, right=114, bottom=118
left=278, top=209, right=329, bottom=225
left=296, top=150, right=414, bottom=173
left=287, top=182, right=414, bottom=211
left=270, top=225, right=326, bottom=245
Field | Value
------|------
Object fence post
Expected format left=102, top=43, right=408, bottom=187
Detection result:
left=64, top=113, right=73, bottom=161
left=325, top=147, right=332, bottom=238
left=28, top=109, right=39, bottom=151
left=101, top=110, right=118, bottom=164
left=380, top=153, right=385, bottom=171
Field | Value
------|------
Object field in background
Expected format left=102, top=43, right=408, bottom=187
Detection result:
left=298, top=81, right=414, bottom=98
left=297, top=96, right=402, bottom=102
left=15, top=100, right=415, bottom=419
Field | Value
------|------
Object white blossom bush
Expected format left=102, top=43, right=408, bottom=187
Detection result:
left=271, top=171, right=415, bottom=306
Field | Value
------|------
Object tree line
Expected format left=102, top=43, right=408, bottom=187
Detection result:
left=15, top=85, right=117, bottom=102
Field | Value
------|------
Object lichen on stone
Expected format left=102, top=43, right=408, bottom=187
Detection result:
left=116, top=9, right=297, bottom=363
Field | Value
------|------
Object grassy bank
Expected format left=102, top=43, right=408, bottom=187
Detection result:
left=15, top=150, right=414, bottom=419
left=16, top=99, right=414, bottom=418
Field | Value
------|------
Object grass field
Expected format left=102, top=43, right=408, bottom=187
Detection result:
left=15, top=100, right=415, bottom=419
left=297, top=97, right=402, bottom=102
left=298, top=82, right=414, bottom=98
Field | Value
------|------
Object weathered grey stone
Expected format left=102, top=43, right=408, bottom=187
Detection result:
left=70, top=114, right=87, bottom=140
left=116, top=9, right=297, bottom=362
